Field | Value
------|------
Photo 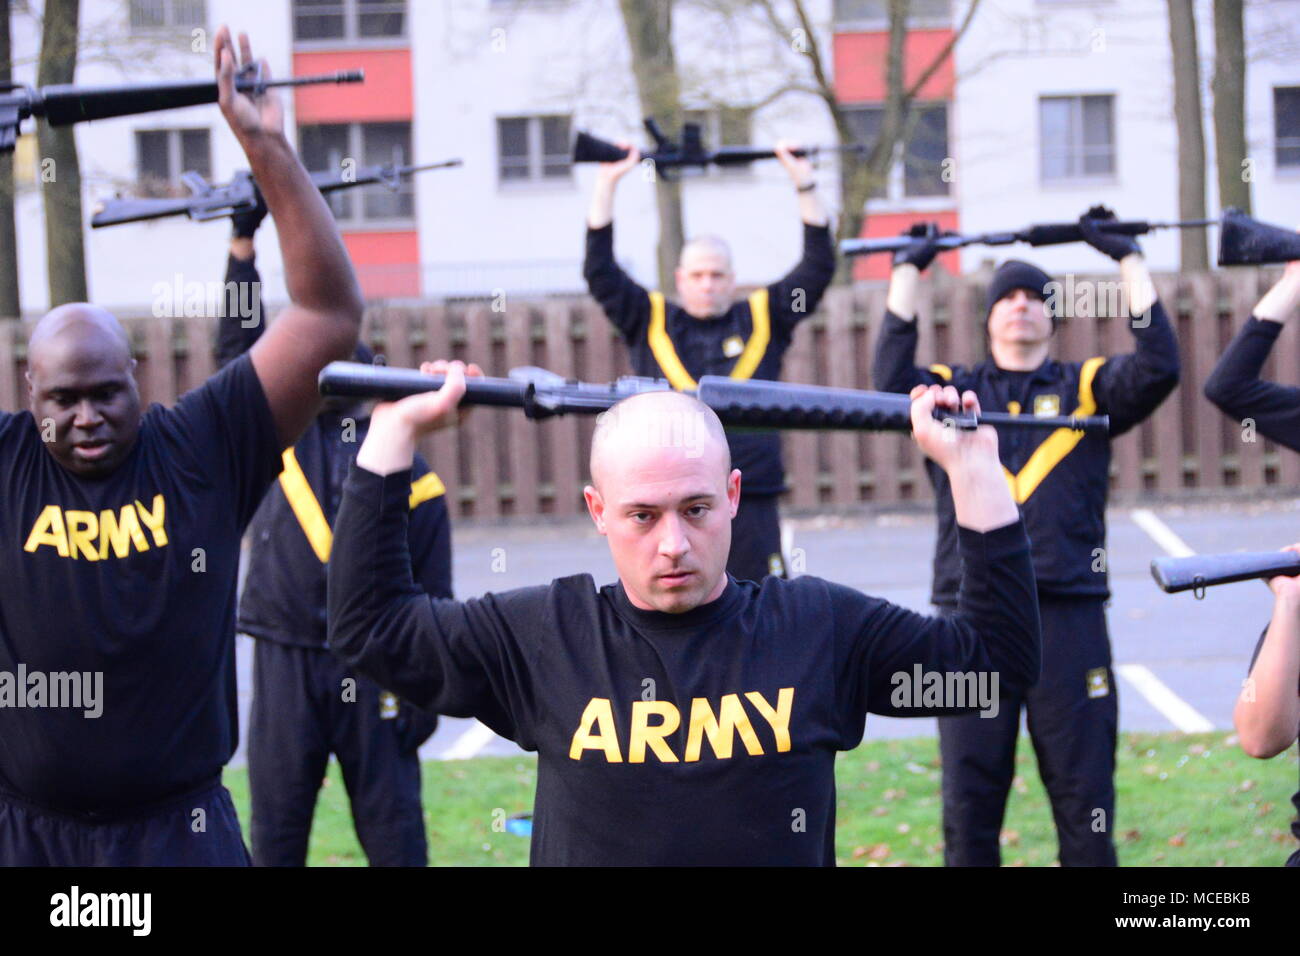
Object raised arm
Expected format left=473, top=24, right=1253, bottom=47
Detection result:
left=1204, top=259, right=1300, bottom=452
left=214, top=195, right=269, bottom=368
left=838, top=384, right=1040, bottom=727
left=213, top=27, right=365, bottom=449
left=871, top=232, right=951, bottom=393
left=1234, top=548, right=1300, bottom=759
left=1079, top=207, right=1180, bottom=437
left=328, top=361, right=537, bottom=741
left=583, top=141, right=653, bottom=342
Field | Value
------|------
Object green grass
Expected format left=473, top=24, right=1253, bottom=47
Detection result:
left=223, top=731, right=1299, bottom=866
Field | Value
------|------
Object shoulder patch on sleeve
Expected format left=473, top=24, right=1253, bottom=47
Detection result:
left=409, top=472, right=446, bottom=509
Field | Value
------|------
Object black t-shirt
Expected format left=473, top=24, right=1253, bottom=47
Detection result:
left=328, top=463, right=1041, bottom=866
left=0, top=355, right=282, bottom=812
left=1247, top=627, right=1300, bottom=866
left=1204, top=316, right=1300, bottom=453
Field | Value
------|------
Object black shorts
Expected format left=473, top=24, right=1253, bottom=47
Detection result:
left=0, top=778, right=250, bottom=866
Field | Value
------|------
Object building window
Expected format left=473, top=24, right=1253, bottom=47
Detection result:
left=497, top=115, right=571, bottom=185
left=680, top=107, right=754, bottom=178
left=1276, top=87, right=1300, bottom=169
left=293, top=0, right=406, bottom=43
left=135, top=128, right=211, bottom=197
left=129, top=0, right=205, bottom=31
left=842, top=103, right=950, bottom=200
left=1040, top=94, right=1115, bottom=182
left=298, top=121, right=415, bottom=223
left=833, top=0, right=950, bottom=27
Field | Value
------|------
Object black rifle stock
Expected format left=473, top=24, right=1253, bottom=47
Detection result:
left=91, top=159, right=461, bottom=228
left=318, top=362, right=1110, bottom=433
left=1151, top=551, right=1300, bottom=597
left=0, top=64, right=363, bottom=152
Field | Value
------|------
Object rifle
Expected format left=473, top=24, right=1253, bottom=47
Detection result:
left=0, top=62, right=363, bottom=152
left=90, top=159, right=462, bottom=228
left=1151, top=551, right=1300, bottom=599
left=318, top=362, right=1111, bottom=433
left=840, top=217, right=1217, bottom=258
left=573, top=117, right=866, bottom=178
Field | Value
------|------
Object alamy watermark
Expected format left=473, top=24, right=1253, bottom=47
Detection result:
left=0, top=665, right=102, bottom=718
left=152, top=275, right=261, bottom=328
left=889, top=664, right=1000, bottom=718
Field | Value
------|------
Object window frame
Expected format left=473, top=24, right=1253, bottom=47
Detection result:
left=1274, top=86, right=1300, bottom=174
left=297, top=120, right=418, bottom=228
left=134, top=127, right=212, bottom=198
left=495, top=114, right=574, bottom=189
left=832, top=0, right=952, bottom=30
left=1038, top=93, right=1118, bottom=187
left=292, top=0, right=409, bottom=48
left=840, top=100, right=955, bottom=210
left=127, top=0, right=207, bottom=33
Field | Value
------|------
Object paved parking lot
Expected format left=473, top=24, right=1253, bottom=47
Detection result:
left=229, top=496, right=1299, bottom=766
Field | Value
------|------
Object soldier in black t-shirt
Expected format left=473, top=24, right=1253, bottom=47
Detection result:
left=583, top=139, right=835, bottom=584
left=1234, top=547, right=1300, bottom=867
left=0, top=27, right=366, bottom=865
left=217, top=211, right=450, bottom=867
left=327, top=360, right=1042, bottom=866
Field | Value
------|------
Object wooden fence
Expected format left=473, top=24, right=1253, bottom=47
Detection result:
left=2, top=267, right=1295, bottom=520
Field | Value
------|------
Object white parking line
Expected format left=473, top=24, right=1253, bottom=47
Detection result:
left=439, top=720, right=498, bottom=760
left=1130, top=508, right=1196, bottom=558
left=780, top=520, right=794, bottom=572
left=1123, top=508, right=1216, bottom=732
left=1116, top=664, right=1215, bottom=733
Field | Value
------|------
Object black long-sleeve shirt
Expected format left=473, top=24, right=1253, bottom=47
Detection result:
left=327, top=462, right=1041, bottom=866
left=1204, top=316, right=1300, bottom=453
left=583, top=223, right=835, bottom=494
left=216, top=253, right=454, bottom=648
left=873, top=301, right=1180, bottom=604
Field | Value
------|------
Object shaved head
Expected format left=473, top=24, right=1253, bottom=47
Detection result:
left=585, top=390, right=740, bottom=614
left=27, top=303, right=141, bottom=477
left=678, top=235, right=732, bottom=272
left=590, top=389, right=730, bottom=490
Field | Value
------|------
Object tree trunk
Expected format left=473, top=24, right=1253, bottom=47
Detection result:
left=831, top=0, right=908, bottom=283
left=0, top=0, right=20, bottom=318
left=1212, top=0, right=1251, bottom=214
left=37, top=0, right=87, bottom=306
left=617, top=0, right=685, bottom=292
left=1167, top=0, right=1209, bottom=270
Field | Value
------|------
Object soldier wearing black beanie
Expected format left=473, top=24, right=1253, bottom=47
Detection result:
left=873, top=206, right=1182, bottom=867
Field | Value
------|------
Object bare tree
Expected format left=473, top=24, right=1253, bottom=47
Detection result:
left=722, top=0, right=981, bottom=281
left=1212, top=0, right=1250, bottom=214
left=0, top=0, right=19, bottom=318
left=37, top=0, right=87, bottom=305
left=1167, top=0, right=1208, bottom=270
left=616, top=0, right=686, bottom=292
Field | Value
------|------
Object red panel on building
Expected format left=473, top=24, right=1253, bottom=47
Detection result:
left=293, top=49, right=413, bottom=122
left=854, top=210, right=960, bottom=281
left=833, top=31, right=955, bottom=102
left=344, top=230, right=420, bottom=299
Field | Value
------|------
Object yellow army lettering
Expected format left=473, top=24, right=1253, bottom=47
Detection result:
left=22, top=495, right=169, bottom=561
left=568, top=688, right=795, bottom=763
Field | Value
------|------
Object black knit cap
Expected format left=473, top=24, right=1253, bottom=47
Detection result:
left=985, top=259, right=1057, bottom=330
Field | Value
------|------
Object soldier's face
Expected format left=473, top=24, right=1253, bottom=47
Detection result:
left=28, top=330, right=142, bottom=478
left=586, top=441, right=741, bottom=614
left=988, top=288, right=1051, bottom=347
left=676, top=248, right=736, bottom=319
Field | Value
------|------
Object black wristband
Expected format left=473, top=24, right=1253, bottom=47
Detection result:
left=796, top=180, right=817, bottom=193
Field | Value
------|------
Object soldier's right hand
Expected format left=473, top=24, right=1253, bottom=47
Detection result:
left=375, top=359, right=482, bottom=438
left=598, top=140, right=642, bottom=182
left=892, top=223, right=941, bottom=272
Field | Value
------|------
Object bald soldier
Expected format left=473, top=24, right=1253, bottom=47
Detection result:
left=583, top=139, right=835, bottom=583
left=0, top=27, right=365, bottom=865
left=327, top=360, right=1041, bottom=866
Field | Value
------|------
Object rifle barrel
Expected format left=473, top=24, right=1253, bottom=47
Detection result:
left=1151, top=550, right=1300, bottom=596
